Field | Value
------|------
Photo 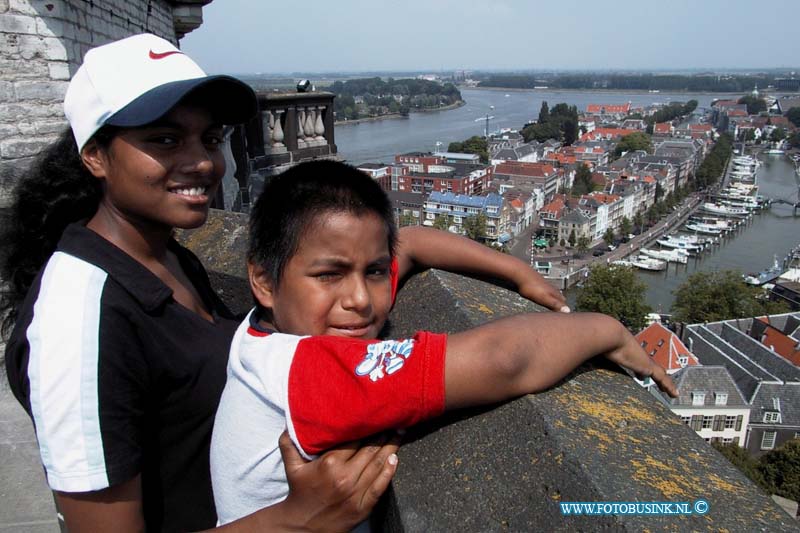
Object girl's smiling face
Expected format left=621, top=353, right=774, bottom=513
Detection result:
left=250, top=210, right=394, bottom=339
left=84, top=103, right=225, bottom=233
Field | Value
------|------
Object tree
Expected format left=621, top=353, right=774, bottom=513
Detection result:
left=603, top=227, right=616, bottom=247
left=538, top=101, right=550, bottom=124
left=614, top=132, right=653, bottom=158
left=633, top=211, right=645, bottom=232
left=448, top=135, right=489, bottom=163
left=398, top=213, right=416, bottom=227
left=757, top=439, right=800, bottom=502
left=620, top=216, right=632, bottom=237
left=462, top=213, right=487, bottom=242
left=576, top=235, right=590, bottom=255
left=567, top=229, right=576, bottom=247
left=712, top=443, right=770, bottom=493
left=786, top=107, right=800, bottom=128
left=571, top=163, right=593, bottom=196
left=432, top=215, right=450, bottom=231
left=737, top=95, right=767, bottom=115
left=576, top=264, right=651, bottom=331
left=672, top=270, right=789, bottom=324
left=769, top=127, right=786, bottom=143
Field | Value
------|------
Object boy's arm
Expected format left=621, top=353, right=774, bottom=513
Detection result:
left=444, top=312, right=677, bottom=410
left=396, top=226, right=568, bottom=312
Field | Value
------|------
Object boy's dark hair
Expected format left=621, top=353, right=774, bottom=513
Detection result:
left=248, top=160, right=397, bottom=287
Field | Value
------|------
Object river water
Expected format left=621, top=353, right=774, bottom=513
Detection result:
left=333, top=88, right=799, bottom=312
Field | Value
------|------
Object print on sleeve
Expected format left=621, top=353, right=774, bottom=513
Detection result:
left=354, top=339, right=415, bottom=382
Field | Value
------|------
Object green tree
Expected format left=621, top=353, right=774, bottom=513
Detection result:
left=788, top=131, right=800, bottom=149
left=448, top=135, right=489, bottom=163
left=567, top=229, right=577, bottom=247
left=757, top=439, right=800, bottom=502
left=672, top=270, right=789, bottom=324
left=786, top=107, right=800, bottom=128
left=462, top=213, right=487, bottom=242
left=576, top=235, right=591, bottom=255
left=432, top=215, right=450, bottom=231
left=769, top=127, right=786, bottom=143
left=614, top=132, right=653, bottom=158
left=576, top=264, right=651, bottom=331
left=398, top=213, right=416, bottom=227
left=633, top=211, right=645, bottom=233
left=620, top=216, right=632, bottom=237
left=737, top=95, right=767, bottom=115
left=538, top=101, right=550, bottom=124
left=603, top=227, right=616, bottom=247
left=571, top=163, right=593, bottom=196
left=712, top=443, right=770, bottom=493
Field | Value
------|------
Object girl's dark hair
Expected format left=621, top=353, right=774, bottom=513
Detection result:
left=0, top=127, right=115, bottom=337
left=248, top=160, right=397, bottom=288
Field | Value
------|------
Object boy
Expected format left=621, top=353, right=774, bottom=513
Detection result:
left=210, top=160, right=676, bottom=524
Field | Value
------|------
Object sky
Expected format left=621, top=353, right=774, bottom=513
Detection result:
left=181, top=0, right=800, bottom=75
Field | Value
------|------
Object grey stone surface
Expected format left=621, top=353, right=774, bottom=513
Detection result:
left=0, top=368, right=59, bottom=532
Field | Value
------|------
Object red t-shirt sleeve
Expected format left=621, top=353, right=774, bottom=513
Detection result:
left=287, top=331, right=447, bottom=455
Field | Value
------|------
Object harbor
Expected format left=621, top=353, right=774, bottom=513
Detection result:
left=566, top=151, right=800, bottom=312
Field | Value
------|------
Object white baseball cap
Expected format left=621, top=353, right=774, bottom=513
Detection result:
left=64, top=33, right=257, bottom=151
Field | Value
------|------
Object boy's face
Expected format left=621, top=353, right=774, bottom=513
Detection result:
left=250, top=211, right=393, bottom=339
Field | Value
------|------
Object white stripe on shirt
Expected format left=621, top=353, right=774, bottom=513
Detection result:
left=27, top=251, right=110, bottom=492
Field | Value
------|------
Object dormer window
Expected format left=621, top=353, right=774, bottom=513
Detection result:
left=678, top=356, right=688, bottom=367
left=714, top=393, right=728, bottom=406
left=764, top=411, right=781, bottom=423
left=692, top=392, right=705, bottom=406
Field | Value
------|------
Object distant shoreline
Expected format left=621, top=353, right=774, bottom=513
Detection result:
left=461, top=86, right=757, bottom=96
left=335, top=100, right=466, bottom=126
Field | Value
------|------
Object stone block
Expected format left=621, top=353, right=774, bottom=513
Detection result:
left=36, top=16, right=63, bottom=37
left=0, top=58, right=49, bottom=79
left=15, top=80, right=67, bottom=102
left=0, top=136, right=54, bottom=159
left=18, top=122, right=36, bottom=135
left=0, top=13, right=35, bottom=33
left=35, top=119, right=67, bottom=135
left=0, top=0, right=8, bottom=14
left=0, top=124, right=18, bottom=139
left=8, top=0, right=35, bottom=15
left=48, top=61, right=70, bottom=80
left=27, top=0, right=62, bottom=17
left=0, top=80, right=13, bottom=101
left=18, top=35, right=68, bottom=61
left=0, top=103, right=63, bottom=121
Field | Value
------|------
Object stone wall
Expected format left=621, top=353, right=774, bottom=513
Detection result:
left=0, top=0, right=211, bottom=206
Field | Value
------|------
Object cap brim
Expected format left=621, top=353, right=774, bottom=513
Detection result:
left=106, top=75, right=257, bottom=127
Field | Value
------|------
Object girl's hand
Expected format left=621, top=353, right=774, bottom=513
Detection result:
left=516, top=273, right=570, bottom=313
left=605, top=330, right=678, bottom=398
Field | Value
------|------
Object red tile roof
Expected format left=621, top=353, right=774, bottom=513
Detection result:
left=689, top=123, right=713, bottom=132
left=579, top=128, right=639, bottom=142
left=586, top=103, right=632, bottom=114
left=757, top=318, right=800, bottom=365
left=653, top=123, right=672, bottom=134
left=494, top=161, right=556, bottom=177
left=636, top=323, right=699, bottom=372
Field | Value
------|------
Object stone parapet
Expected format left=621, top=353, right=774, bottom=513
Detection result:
left=178, top=209, right=795, bottom=532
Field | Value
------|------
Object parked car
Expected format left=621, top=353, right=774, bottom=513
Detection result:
left=607, top=244, right=617, bottom=251
left=592, top=249, right=606, bottom=257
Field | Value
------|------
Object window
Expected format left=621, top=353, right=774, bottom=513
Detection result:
left=722, top=437, right=734, bottom=445
left=724, top=415, right=736, bottom=429
left=681, top=416, right=691, bottom=426
left=692, top=392, right=705, bottom=406
left=764, top=412, right=781, bottom=423
left=657, top=339, right=664, bottom=347
left=714, top=393, right=728, bottom=406
left=761, top=431, right=777, bottom=450
left=678, top=356, right=688, bottom=367
left=702, top=416, right=713, bottom=429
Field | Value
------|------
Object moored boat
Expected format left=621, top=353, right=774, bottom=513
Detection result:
left=640, top=247, right=688, bottom=264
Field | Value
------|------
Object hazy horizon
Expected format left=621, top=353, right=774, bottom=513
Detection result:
left=182, top=0, right=799, bottom=76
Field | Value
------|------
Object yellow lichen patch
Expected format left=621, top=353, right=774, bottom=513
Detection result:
left=557, top=394, right=657, bottom=428
left=454, top=457, right=462, bottom=467
left=584, top=428, right=612, bottom=452
left=555, top=452, right=563, bottom=465
left=550, top=491, right=561, bottom=501
left=706, top=473, right=746, bottom=495
left=475, top=303, right=494, bottom=315
left=630, top=456, right=707, bottom=499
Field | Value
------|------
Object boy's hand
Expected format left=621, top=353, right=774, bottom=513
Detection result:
left=516, top=273, right=570, bottom=313
left=604, top=329, right=678, bottom=398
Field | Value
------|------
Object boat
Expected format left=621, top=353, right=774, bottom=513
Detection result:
left=640, top=247, right=687, bottom=264
left=743, top=256, right=783, bottom=286
left=684, top=223, right=723, bottom=235
left=657, top=235, right=705, bottom=253
left=701, top=202, right=749, bottom=217
left=630, top=255, right=667, bottom=271
left=765, top=149, right=785, bottom=155
left=611, top=259, right=634, bottom=268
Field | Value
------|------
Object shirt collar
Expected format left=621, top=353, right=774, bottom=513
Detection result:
left=57, top=223, right=176, bottom=311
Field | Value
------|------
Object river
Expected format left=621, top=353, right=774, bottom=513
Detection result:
left=333, top=87, right=799, bottom=313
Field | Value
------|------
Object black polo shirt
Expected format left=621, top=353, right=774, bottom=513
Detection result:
left=5, top=223, right=239, bottom=531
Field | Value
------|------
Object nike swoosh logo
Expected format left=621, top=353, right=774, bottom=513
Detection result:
left=149, top=50, right=183, bottom=60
